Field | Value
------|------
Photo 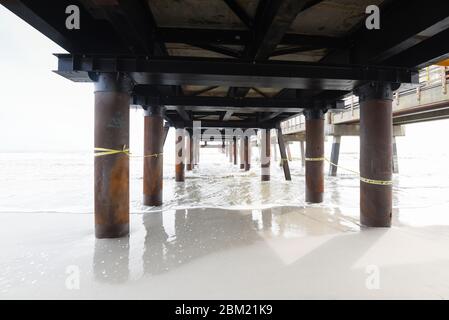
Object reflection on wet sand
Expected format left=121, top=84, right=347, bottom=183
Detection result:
left=143, top=209, right=260, bottom=276
left=93, top=206, right=360, bottom=283
left=93, top=238, right=130, bottom=283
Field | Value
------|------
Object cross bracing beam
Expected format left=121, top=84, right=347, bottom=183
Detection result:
left=156, top=27, right=344, bottom=49
left=173, top=120, right=275, bottom=129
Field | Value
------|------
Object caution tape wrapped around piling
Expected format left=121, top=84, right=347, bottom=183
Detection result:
left=305, top=156, right=392, bottom=186
left=94, top=145, right=163, bottom=158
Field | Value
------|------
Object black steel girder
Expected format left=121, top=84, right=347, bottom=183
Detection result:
left=323, top=0, right=449, bottom=67
left=55, top=55, right=418, bottom=91
left=156, top=27, right=344, bottom=49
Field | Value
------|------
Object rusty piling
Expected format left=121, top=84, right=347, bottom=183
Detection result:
left=94, top=73, right=132, bottom=238
left=244, top=135, right=250, bottom=171
left=304, top=109, right=325, bottom=203
left=357, top=82, right=394, bottom=227
left=186, top=130, right=193, bottom=171
left=261, top=129, right=271, bottom=181
left=175, top=128, right=185, bottom=182
left=143, top=105, right=164, bottom=206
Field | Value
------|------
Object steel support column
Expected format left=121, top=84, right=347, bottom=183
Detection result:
left=244, top=135, right=250, bottom=171
left=240, top=137, right=245, bottom=169
left=94, top=73, right=132, bottom=238
left=186, top=130, right=193, bottom=171
left=261, top=129, right=271, bottom=181
left=276, top=124, right=291, bottom=181
left=304, top=109, right=325, bottom=203
left=195, top=135, right=200, bottom=167
left=356, top=82, right=394, bottom=227
left=286, top=143, right=292, bottom=161
left=233, top=136, right=237, bottom=165
left=143, top=106, right=164, bottom=206
left=392, top=136, right=399, bottom=174
left=175, top=128, right=185, bottom=182
left=328, top=136, right=341, bottom=176
left=300, top=141, right=305, bottom=167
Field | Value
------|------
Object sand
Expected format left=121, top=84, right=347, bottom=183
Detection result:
left=2, top=204, right=449, bottom=299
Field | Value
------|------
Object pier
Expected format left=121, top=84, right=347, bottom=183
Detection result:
left=2, top=0, right=449, bottom=238
left=281, top=65, right=449, bottom=175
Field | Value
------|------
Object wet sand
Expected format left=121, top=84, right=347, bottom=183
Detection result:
left=3, top=204, right=449, bottom=299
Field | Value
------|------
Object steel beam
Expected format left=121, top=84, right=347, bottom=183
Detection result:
left=133, top=94, right=307, bottom=109
left=351, top=0, right=449, bottom=64
left=386, top=28, right=449, bottom=69
left=156, top=27, right=342, bottom=48
left=55, top=55, right=418, bottom=91
left=226, top=0, right=324, bottom=101
left=178, top=120, right=275, bottom=129
left=250, top=0, right=323, bottom=61
left=223, top=0, right=253, bottom=29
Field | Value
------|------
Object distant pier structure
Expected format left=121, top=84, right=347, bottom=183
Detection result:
left=3, top=0, right=449, bottom=237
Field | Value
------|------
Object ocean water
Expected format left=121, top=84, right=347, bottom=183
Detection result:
left=1, top=135, right=449, bottom=227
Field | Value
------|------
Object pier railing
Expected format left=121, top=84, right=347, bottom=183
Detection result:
left=281, top=65, right=449, bottom=134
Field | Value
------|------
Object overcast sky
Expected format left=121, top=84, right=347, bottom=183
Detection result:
left=1, top=5, right=449, bottom=156
left=0, top=5, right=146, bottom=153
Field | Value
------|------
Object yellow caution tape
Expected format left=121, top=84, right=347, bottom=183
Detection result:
left=305, top=157, right=325, bottom=161
left=359, top=177, right=393, bottom=186
left=94, top=146, right=130, bottom=157
left=305, top=156, right=392, bottom=186
left=94, top=145, right=163, bottom=158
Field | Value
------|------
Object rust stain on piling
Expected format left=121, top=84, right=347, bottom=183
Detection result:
left=360, top=99, right=393, bottom=227
left=143, top=111, right=164, bottom=206
left=94, top=91, right=130, bottom=238
left=175, top=129, right=185, bottom=182
left=305, top=118, right=324, bottom=203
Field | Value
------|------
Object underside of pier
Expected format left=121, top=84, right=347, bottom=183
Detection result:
left=3, top=0, right=449, bottom=237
